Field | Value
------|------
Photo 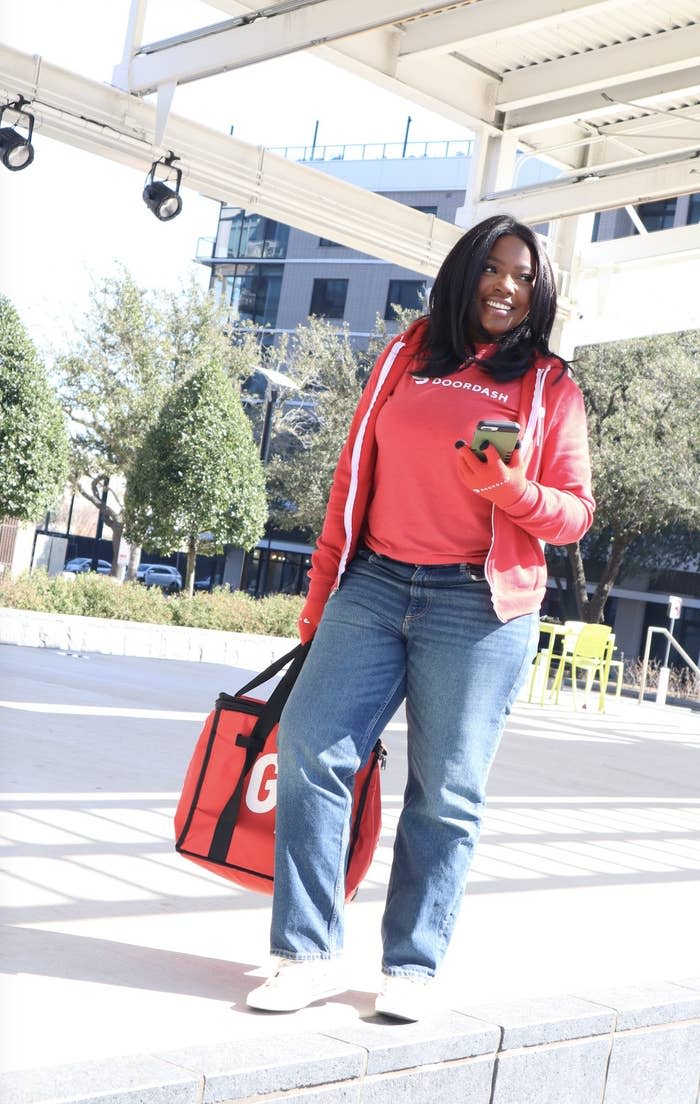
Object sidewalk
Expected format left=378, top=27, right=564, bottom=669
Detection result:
left=0, top=632, right=698, bottom=1103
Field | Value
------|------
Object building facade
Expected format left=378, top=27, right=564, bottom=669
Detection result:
left=197, top=139, right=477, bottom=348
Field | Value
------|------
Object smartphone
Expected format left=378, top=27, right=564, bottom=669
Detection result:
left=470, top=419, right=521, bottom=463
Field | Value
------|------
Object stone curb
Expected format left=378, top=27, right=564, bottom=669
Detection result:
left=0, top=607, right=296, bottom=670
left=2, top=607, right=698, bottom=713
left=2, top=980, right=699, bottom=1103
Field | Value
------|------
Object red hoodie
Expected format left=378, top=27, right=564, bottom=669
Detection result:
left=307, top=318, right=595, bottom=623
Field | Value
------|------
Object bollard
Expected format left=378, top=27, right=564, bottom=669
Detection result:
left=656, top=666, right=670, bottom=706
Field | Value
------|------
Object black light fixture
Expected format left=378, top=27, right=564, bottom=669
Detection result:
left=0, top=97, right=35, bottom=172
left=143, top=152, right=182, bottom=221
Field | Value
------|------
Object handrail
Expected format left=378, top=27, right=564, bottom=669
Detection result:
left=266, top=138, right=474, bottom=163
left=637, top=627, right=700, bottom=704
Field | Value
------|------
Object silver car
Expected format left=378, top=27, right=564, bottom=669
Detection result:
left=139, top=564, right=183, bottom=594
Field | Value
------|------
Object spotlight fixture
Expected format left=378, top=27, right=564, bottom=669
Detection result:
left=143, top=152, right=182, bottom=221
left=0, top=97, right=35, bottom=172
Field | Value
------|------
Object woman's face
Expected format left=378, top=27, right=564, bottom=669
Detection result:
left=471, top=234, right=535, bottom=340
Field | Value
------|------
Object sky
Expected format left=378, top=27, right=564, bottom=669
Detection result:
left=0, top=0, right=470, bottom=356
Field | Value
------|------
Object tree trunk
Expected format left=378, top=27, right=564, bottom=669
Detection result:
left=126, top=542, right=142, bottom=582
left=566, top=542, right=591, bottom=619
left=586, top=535, right=629, bottom=624
left=76, top=476, right=125, bottom=571
left=186, top=535, right=197, bottom=596
left=109, top=517, right=124, bottom=578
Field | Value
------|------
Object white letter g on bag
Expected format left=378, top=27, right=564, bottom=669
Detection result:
left=245, top=753, right=278, bottom=813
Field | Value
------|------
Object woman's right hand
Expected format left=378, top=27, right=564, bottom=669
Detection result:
left=297, top=597, right=325, bottom=644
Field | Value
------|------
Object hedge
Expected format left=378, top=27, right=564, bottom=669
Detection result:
left=0, top=571, right=304, bottom=638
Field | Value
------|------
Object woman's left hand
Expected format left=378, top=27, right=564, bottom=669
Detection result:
left=456, top=441, right=528, bottom=509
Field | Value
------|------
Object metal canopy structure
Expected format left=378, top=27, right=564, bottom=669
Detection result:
left=118, top=0, right=700, bottom=223
left=1, top=0, right=700, bottom=291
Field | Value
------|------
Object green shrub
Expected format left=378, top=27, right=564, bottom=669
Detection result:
left=169, top=588, right=261, bottom=633
left=0, top=571, right=304, bottom=637
left=252, top=593, right=304, bottom=638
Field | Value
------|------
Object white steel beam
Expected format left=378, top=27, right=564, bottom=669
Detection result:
left=504, top=67, right=700, bottom=134
left=498, top=24, right=700, bottom=112
left=0, top=44, right=462, bottom=276
left=476, top=152, right=700, bottom=223
left=319, top=42, right=498, bottom=132
left=595, top=102, right=700, bottom=148
left=196, top=0, right=498, bottom=130
left=397, top=0, right=617, bottom=57
left=580, top=221, right=700, bottom=268
left=123, top=0, right=475, bottom=94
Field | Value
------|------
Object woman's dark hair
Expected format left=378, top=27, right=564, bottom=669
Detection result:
left=418, top=214, right=563, bottom=381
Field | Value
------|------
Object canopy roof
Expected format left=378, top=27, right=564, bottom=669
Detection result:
left=2, top=1, right=699, bottom=273
left=140, top=0, right=700, bottom=221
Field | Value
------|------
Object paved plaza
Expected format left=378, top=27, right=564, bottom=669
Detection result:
left=0, top=643, right=698, bottom=1077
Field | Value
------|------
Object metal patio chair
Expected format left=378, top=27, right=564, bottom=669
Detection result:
left=550, top=623, right=614, bottom=712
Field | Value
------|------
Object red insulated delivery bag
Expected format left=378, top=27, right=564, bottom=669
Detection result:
left=174, top=643, right=385, bottom=899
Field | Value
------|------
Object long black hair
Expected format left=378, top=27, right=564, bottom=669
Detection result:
left=418, top=214, right=562, bottom=382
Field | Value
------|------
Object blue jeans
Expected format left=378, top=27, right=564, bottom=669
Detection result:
left=271, top=550, right=538, bottom=977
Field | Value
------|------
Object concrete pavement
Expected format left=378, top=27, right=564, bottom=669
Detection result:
left=1, top=641, right=699, bottom=1101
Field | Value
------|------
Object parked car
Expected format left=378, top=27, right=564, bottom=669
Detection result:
left=135, top=562, right=157, bottom=581
left=193, top=576, right=212, bottom=591
left=139, top=564, right=183, bottom=594
left=64, top=557, right=112, bottom=575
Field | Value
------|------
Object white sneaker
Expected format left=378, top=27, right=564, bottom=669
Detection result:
left=246, top=958, right=345, bottom=1012
left=374, top=974, right=437, bottom=1022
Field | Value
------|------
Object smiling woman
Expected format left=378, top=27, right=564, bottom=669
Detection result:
left=245, top=214, right=595, bottom=1022
left=475, top=234, right=534, bottom=339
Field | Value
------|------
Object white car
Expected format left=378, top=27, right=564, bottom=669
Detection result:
left=139, top=564, right=183, bottom=594
left=64, top=557, right=112, bottom=574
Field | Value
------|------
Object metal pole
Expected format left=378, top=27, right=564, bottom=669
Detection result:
left=91, top=479, right=109, bottom=571
left=259, top=387, right=278, bottom=464
left=663, top=617, right=676, bottom=667
left=638, top=627, right=652, bottom=704
left=401, top=115, right=412, bottom=157
left=658, top=608, right=678, bottom=706
left=310, top=119, right=319, bottom=160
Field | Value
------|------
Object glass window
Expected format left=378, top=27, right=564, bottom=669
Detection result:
left=591, top=208, right=637, bottom=242
left=219, top=264, right=282, bottom=326
left=220, top=211, right=289, bottom=259
left=384, top=279, right=426, bottom=320
left=637, top=198, right=677, bottom=232
left=225, top=211, right=245, bottom=256
left=411, top=205, right=438, bottom=216
left=687, top=192, right=700, bottom=223
left=319, top=236, right=342, bottom=247
left=309, top=278, right=348, bottom=319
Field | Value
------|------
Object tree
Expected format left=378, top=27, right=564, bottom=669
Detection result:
left=124, top=358, right=268, bottom=593
left=58, top=269, right=260, bottom=576
left=264, top=318, right=367, bottom=536
left=562, top=330, right=700, bottom=622
left=265, top=308, right=422, bottom=537
left=0, top=296, right=69, bottom=521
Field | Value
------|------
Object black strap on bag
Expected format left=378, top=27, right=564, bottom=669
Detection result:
left=206, top=643, right=310, bottom=863
left=234, top=642, right=310, bottom=744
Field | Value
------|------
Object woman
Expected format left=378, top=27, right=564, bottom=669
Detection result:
left=247, top=214, right=595, bottom=1020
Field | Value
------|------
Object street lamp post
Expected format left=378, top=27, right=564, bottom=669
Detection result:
left=240, top=365, right=300, bottom=594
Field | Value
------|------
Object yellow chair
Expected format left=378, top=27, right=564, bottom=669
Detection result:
left=550, top=623, right=613, bottom=711
left=527, top=621, right=583, bottom=704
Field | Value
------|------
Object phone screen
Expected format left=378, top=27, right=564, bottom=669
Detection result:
left=470, top=420, right=520, bottom=463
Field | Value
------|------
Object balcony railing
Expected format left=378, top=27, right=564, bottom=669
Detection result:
left=266, top=139, right=473, bottom=163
